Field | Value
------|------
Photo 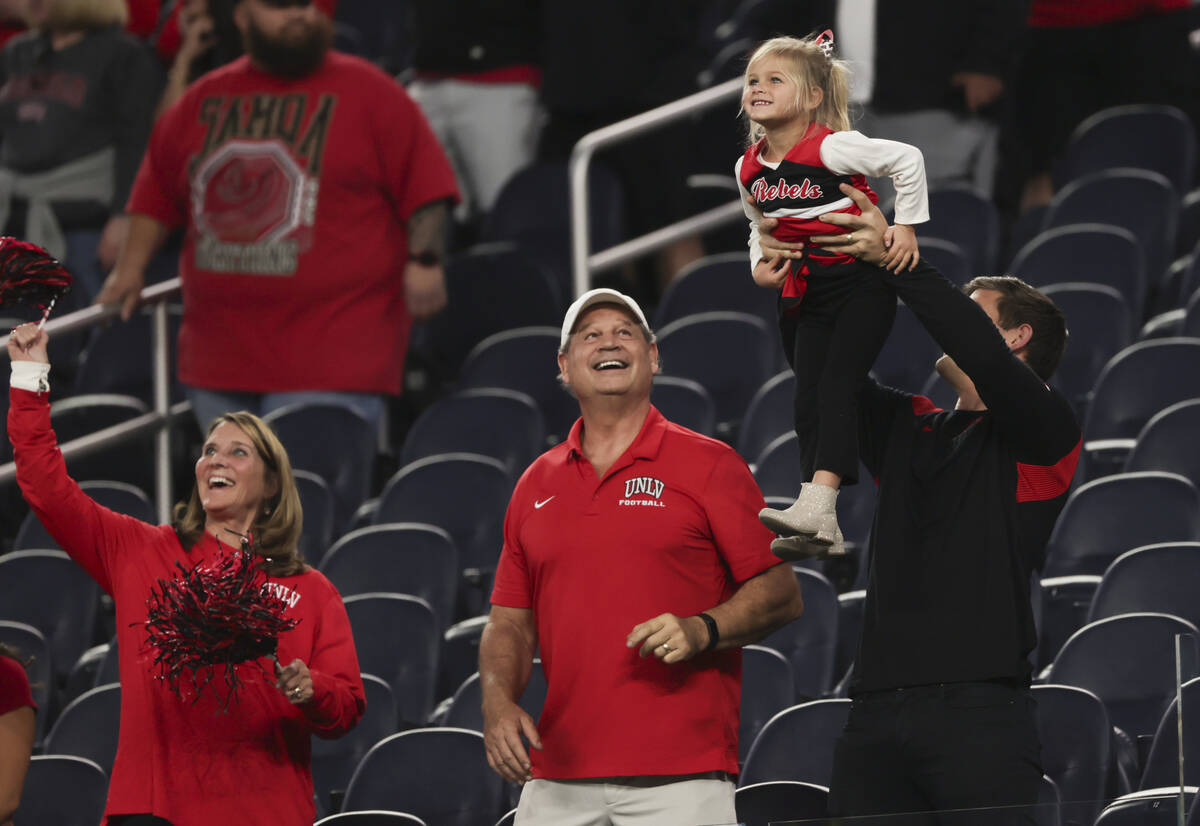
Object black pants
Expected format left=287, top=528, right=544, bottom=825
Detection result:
left=829, top=683, right=1043, bottom=825
left=779, top=258, right=896, bottom=485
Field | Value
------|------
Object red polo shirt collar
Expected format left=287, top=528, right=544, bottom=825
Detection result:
left=565, top=405, right=669, bottom=471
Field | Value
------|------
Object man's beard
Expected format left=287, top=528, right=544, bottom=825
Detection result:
left=243, top=14, right=332, bottom=79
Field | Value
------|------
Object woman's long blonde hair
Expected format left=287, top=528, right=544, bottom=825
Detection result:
left=743, top=33, right=851, bottom=145
left=173, top=411, right=307, bottom=577
left=30, top=0, right=128, bottom=31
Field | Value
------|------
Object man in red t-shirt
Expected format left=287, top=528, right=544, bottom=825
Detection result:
left=98, top=0, right=457, bottom=437
left=482, top=288, right=805, bottom=825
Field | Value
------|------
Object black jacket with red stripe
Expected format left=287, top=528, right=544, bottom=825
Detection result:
left=851, top=262, right=1081, bottom=692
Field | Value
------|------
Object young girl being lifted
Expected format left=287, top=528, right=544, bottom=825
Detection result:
left=736, top=31, right=929, bottom=559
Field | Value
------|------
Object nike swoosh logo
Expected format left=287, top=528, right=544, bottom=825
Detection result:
left=534, top=496, right=555, bottom=509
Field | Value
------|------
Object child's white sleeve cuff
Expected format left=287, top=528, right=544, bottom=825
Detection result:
left=10, top=361, right=50, bottom=393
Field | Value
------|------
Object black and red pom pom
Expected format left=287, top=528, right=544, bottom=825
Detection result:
left=0, top=237, right=72, bottom=316
left=142, top=541, right=299, bottom=707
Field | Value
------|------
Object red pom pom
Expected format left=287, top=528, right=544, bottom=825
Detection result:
left=141, top=540, right=299, bottom=708
left=0, top=237, right=72, bottom=316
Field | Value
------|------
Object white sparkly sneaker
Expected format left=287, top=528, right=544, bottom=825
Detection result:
left=759, top=482, right=840, bottom=545
left=770, top=526, right=846, bottom=561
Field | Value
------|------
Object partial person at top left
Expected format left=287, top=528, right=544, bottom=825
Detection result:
left=0, top=0, right=163, bottom=298
left=95, top=0, right=458, bottom=442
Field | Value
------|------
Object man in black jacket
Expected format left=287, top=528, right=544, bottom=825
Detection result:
left=764, top=183, right=1080, bottom=824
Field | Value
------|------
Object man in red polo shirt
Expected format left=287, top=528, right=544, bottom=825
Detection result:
left=481, top=288, right=805, bottom=825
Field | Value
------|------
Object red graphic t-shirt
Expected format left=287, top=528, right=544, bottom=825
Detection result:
left=128, top=52, right=458, bottom=394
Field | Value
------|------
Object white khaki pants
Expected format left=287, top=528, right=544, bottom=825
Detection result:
left=515, top=773, right=737, bottom=826
left=407, top=78, right=542, bottom=218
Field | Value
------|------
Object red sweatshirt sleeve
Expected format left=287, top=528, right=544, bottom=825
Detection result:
left=301, top=578, right=365, bottom=738
left=8, top=387, right=162, bottom=595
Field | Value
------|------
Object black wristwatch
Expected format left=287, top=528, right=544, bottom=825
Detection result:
left=695, top=612, right=720, bottom=651
left=408, top=250, right=440, bottom=267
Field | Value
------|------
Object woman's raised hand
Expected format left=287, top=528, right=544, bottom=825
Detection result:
left=6, top=323, right=48, bottom=364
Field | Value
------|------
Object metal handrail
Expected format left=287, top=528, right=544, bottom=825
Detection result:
left=1, top=279, right=187, bottom=522
left=569, top=76, right=747, bottom=299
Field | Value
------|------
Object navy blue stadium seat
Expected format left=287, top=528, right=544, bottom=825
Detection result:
left=1094, top=788, right=1195, bottom=826
left=484, top=162, right=625, bottom=249
left=457, top=326, right=577, bottom=443
left=1046, top=613, right=1198, bottom=739
left=16, top=755, right=108, bottom=824
left=739, top=646, right=794, bottom=765
left=1089, top=542, right=1200, bottom=631
left=873, top=301, right=941, bottom=393
left=1037, top=776, right=1064, bottom=826
left=93, top=637, right=118, bottom=688
left=1138, top=309, right=1185, bottom=340
left=1041, top=283, right=1133, bottom=416
left=321, top=524, right=458, bottom=631
left=1006, top=205, right=1049, bottom=268
left=42, top=683, right=120, bottom=775
left=71, top=305, right=183, bottom=404
left=1056, top=105, right=1196, bottom=194
left=1043, top=472, right=1200, bottom=578
left=736, top=370, right=794, bottom=464
left=0, top=622, right=51, bottom=743
left=1032, top=684, right=1112, bottom=826
left=374, top=453, right=511, bottom=619
left=1150, top=255, right=1195, bottom=317
left=14, top=480, right=154, bottom=552
left=760, top=568, right=838, bottom=701
left=415, top=242, right=562, bottom=380
left=295, top=470, right=335, bottom=567
left=264, top=401, right=375, bottom=535
left=740, top=699, right=851, bottom=787
left=61, top=642, right=109, bottom=707
left=1180, top=190, right=1200, bottom=257
left=493, top=810, right=515, bottom=826
left=439, top=615, right=488, bottom=701
left=1185, top=287, right=1200, bottom=337
left=1139, top=676, right=1200, bottom=790
left=332, top=0, right=413, bottom=72
left=1125, top=400, right=1200, bottom=489
left=343, top=593, right=439, bottom=727
left=1042, top=169, right=1178, bottom=296
left=650, top=376, right=717, bottom=437
left=653, top=252, right=778, bottom=333
left=735, top=780, right=829, bottom=825
left=655, top=311, right=775, bottom=432
left=400, top=388, right=545, bottom=481
left=49, top=393, right=155, bottom=493
left=1079, top=339, right=1200, bottom=480
left=0, top=550, right=99, bottom=682
left=918, top=237, right=970, bottom=286
left=443, top=660, right=547, bottom=732
left=482, top=161, right=626, bottom=299
left=315, top=813, right=427, bottom=826
left=311, top=674, right=396, bottom=818
left=752, top=433, right=802, bottom=499
left=922, top=186, right=1000, bottom=275
left=342, top=728, right=506, bottom=826
left=1010, top=225, right=1145, bottom=328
